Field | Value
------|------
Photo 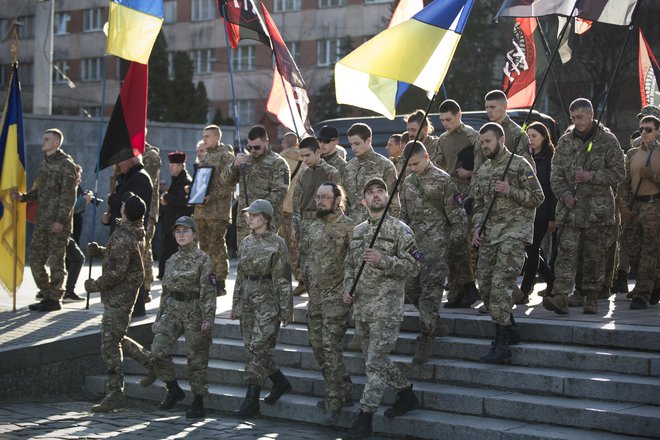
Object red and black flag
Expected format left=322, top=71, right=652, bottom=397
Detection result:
left=497, top=0, right=638, bottom=26
left=217, top=0, right=271, bottom=49
left=98, top=62, right=148, bottom=171
left=639, top=29, right=660, bottom=107
left=502, top=18, right=548, bottom=108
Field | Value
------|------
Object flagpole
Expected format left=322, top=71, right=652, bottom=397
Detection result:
left=348, top=91, right=438, bottom=297
left=477, top=3, right=577, bottom=240
left=12, top=182, right=17, bottom=313
left=275, top=61, right=301, bottom=140
left=535, top=18, right=569, bottom=127
left=550, top=3, right=641, bottom=269
left=86, top=53, right=109, bottom=310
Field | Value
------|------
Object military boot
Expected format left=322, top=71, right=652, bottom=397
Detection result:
left=159, top=380, right=185, bottom=410
left=567, top=293, right=585, bottom=307
left=611, top=270, right=629, bottom=293
left=344, top=410, right=373, bottom=440
left=28, top=298, right=61, bottom=312
left=384, top=384, right=419, bottom=419
left=542, top=294, right=569, bottom=314
left=264, top=369, right=292, bottom=404
left=508, top=313, right=521, bottom=345
left=583, top=291, right=598, bottom=314
left=233, top=384, right=261, bottom=417
left=460, top=282, right=479, bottom=307
left=412, top=335, right=432, bottom=365
left=512, top=285, right=527, bottom=305
left=649, top=288, right=660, bottom=305
left=91, top=390, right=125, bottom=413
left=481, top=324, right=512, bottom=364
left=186, top=394, right=206, bottom=419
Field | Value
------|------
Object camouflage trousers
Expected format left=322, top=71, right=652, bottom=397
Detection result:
left=142, top=218, right=156, bottom=291
left=405, top=251, right=448, bottom=336
left=603, top=225, right=619, bottom=289
left=278, top=212, right=302, bottom=282
left=307, top=298, right=352, bottom=411
left=197, top=218, right=229, bottom=280
left=239, top=310, right=281, bottom=385
left=355, top=320, right=409, bottom=413
left=100, top=306, right=131, bottom=394
left=627, top=201, right=660, bottom=299
left=476, top=240, right=526, bottom=326
left=151, top=299, right=212, bottom=395
left=554, top=225, right=614, bottom=297
left=30, top=228, right=69, bottom=301
left=447, top=226, right=476, bottom=302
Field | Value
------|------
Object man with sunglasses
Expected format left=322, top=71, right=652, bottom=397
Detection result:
left=617, top=115, right=660, bottom=309
left=222, top=125, right=290, bottom=247
left=318, top=125, right=347, bottom=175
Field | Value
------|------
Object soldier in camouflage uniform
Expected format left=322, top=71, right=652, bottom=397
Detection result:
left=387, top=134, right=406, bottom=178
left=231, top=199, right=293, bottom=418
left=84, top=194, right=147, bottom=412
left=221, top=126, right=289, bottom=247
left=617, top=115, right=660, bottom=309
left=437, top=99, right=484, bottom=308
left=484, top=90, right=534, bottom=166
left=16, top=129, right=77, bottom=312
left=544, top=99, right=624, bottom=315
left=299, top=182, right=355, bottom=424
left=342, top=178, right=420, bottom=440
left=400, top=142, right=467, bottom=364
left=405, top=110, right=440, bottom=167
left=472, top=123, right=544, bottom=364
left=318, top=125, right=347, bottom=176
left=141, top=143, right=160, bottom=301
left=194, top=125, right=235, bottom=294
left=150, top=216, right=217, bottom=418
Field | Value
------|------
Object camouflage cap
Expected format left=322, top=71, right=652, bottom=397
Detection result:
left=363, top=177, right=388, bottom=195
left=241, top=199, right=273, bottom=218
left=638, top=105, right=660, bottom=119
left=173, top=216, right=197, bottom=231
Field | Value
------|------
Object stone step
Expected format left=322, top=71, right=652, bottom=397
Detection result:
left=211, top=320, right=660, bottom=378
left=85, top=375, right=646, bottom=440
left=126, top=339, right=660, bottom=407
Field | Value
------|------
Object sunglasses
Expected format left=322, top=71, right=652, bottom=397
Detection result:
left=639, top=126, right=655, bottom=134
left=246, top=144, right=262, bottom=152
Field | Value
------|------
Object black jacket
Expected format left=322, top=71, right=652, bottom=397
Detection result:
left=533, top=149, right=556, bottom=223
left=161, top=169, right=194, bottom=231
left=107, top=163, right=153, bottom=231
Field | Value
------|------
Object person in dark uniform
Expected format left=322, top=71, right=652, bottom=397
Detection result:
left=158, top=151, right=194, bottom=277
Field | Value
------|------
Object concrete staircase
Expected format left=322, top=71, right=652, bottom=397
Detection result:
left=86, top=304, right=660, bottom=439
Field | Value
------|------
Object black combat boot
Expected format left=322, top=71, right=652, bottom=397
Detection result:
left=28, top=298, right=61, bottom=312
left=344, top=410, right=373, bottom=440
left=611, top=269, right=629, bottom=293
left=186, top=394, right=206, bottom=419
left=480, top=324, right=512, bottom=364
left=233, top=384, right=261, bottom=417
left=508, top=313, right=521, bottom=345
left=384, top=384, right=419, bottom=419
left=460, top=282, right=479, bottom=307
left=263, top=369, right=292, bottom=404
left=159, top=380, right=185, bottom=410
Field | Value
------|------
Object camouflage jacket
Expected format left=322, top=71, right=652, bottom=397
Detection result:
left=400, top=163, right=467, bottom=247
left=195, top=142, right=235, bottom=221
left=501, top=115, right=534, bottom=166
left=472, top=146, right=544, bottom=245
left=344, top=214, right=419, bottom=322
left=424, top=135, right=441, bottom=166
left=436, top=122, right=484, bottom=195
left=300, top=210, right=355, bottom=304
left=292, top=159, right=340, bottom=232
left=232, top=230, right=292, bottom=321
left=90, top=219, right=145, bottom=313
left=322, top=150, right=347, bottom=176
left=142, top=143, right=161, bottom=225
left=551, top=123, right=624, bottom=227
left=23, top=149, right=77, bottom=232
left=617, top=140, right=660, bottom=207
left=343, top=148, right=400, bottom=222
left=222, top=148, right=290, bottom=230
left=159, top=242, right=217, bottom=324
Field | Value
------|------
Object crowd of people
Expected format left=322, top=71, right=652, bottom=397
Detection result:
left=13, top=91, right=659, bottom=439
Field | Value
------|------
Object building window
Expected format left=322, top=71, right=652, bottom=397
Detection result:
left=163, top=0, right=177, bottom=23
left=274, top=0, right=301, bottom=12
left=191, top=49, right=214, bottom=74
left=18, top=63, right=33, bottom=86
left=317, top=39, right=341, bottom=66
left=319, top=0, right=345, bottom=8
left=81, top=58, right=102, bottom=81
left=54, top=12, right=71, bottom=35
left=191, top=0, right=216, bottom=21
left=232, top=46, right=255, bottom=72
left=15, top=16, right=35, bottom=39
left=0, top=19, right=8, bottom=41
left=230, top=99, right=254, bottom=125
left=53, top=61, right=71, bottom=84
left=83, top=8, right=103, bottom=32
left=81, top=106, right=102, bottom=118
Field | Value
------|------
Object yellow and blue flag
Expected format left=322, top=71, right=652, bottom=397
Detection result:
left=0, top=64, right=26, bottom=296
left=107, top=0, right=164, bottom=64
left=335, top=0, right=475, bottom=119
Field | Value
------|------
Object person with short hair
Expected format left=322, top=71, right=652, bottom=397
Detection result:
left=318, top=125, right=347, bottom=175
left=387, top=133, right=406, bottom=177
left=484, top=90, right=534, bottom=166
left=231, top=199, right=293, bottom=418
left=14, top=128, right=77, bottom=312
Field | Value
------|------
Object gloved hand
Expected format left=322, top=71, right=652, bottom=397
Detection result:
left=84, top=279, right=96, bottom=293
left=87, top=242, right=101, bottom=257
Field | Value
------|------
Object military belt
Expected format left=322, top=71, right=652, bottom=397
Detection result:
left=636, top=193, right=660, bottom=203
left=171, top=291, right=200, bottom=301
left=302, top=211, right=317, bottom=219
left=247, top=274, right=272, bottom=281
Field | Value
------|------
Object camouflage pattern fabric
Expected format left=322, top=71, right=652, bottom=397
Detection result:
left=423, top=135, right=440, bottom=167
left=501, top=115, right=535, bottom=167
left=292, top=159, right=340, bottom=235
left=322, top=151, right=347, bottom=176
left=279, top=212, right=302, bottom=282
left=436, top=123, right=484, bottom=194
left=141, top=143, right=161, bottom=290
left=239, top=312, right=280, bottom=384
left=29, top=229, right=69, bottom=300
left=631, top=201, right=660, bottom=299
left=196, top=218, right=230, bottom=280
left=100, top=306, right=131, bottom=393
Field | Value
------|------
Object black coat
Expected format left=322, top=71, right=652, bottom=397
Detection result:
left=533, top=149, right=557, bottom=223
left=107, top=163, right=153, bottom=232
left=161, top=169, right=194, bottom=232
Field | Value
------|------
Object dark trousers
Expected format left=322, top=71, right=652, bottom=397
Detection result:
left=158, top=233, right=178, bottom=278
left=65, top=237, right=85, bottom=293
left=521, top=218, right=554, bottom=294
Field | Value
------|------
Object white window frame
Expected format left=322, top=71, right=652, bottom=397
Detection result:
left=83, top=8, right=103, bottom=32
left=230, top=99, right=255, bottom=125
left=232, top=45, right=255, bottom=72
left=191, top=0, right=216, bottom=21
left=319, top=0, right=345, bottom=8
left=274, top=0, right=301, bottom=12
left=163, top=0, right=177, bottom=23
left=191, top=49, right=214, bottom=74
left=53, top=61, right=70, bottom=84
left=81, top=58, right=102, bottom=81
left=317, top=39, right=341, bottom=66
left=54, top=12, right=71, bottom=35
left=15, top=16, right=35, bottom=39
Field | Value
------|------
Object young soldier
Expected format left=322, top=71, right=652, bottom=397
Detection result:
left=405, top=110, right=440, bottom=166
left=387, top=133, right=405, bottom=177
left=318, top=125, right=347, bottom=175
left=484, top=90, right=534, bottom=166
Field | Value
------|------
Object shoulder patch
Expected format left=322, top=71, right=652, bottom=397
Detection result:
left=526, top=171, right=535, bottom=179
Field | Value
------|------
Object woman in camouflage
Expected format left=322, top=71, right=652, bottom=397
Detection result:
left=230, top=199, right=293, bottom=418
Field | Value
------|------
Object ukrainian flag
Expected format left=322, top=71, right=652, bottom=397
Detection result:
left=335, top=0, right=474, bottom=119
left=107, top=0, right=164, bottom=64
left=0, top=63, right=26, bottom=296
